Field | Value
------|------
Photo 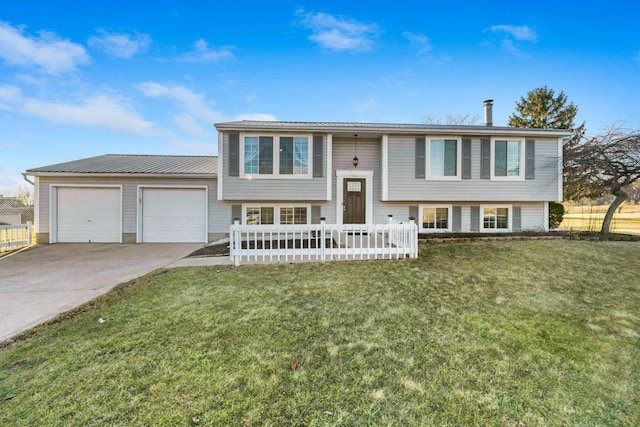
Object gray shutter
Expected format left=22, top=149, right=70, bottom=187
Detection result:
left=512, top=207, right=522, bottom=232
left=452, top=206, right=462, bottom=231
left=313, top=135, right=323, bottom=178
left=470, top=206, right=480, bottom=231
left=525, top=139, right=535, bottom=179
left=228, top=133, right=240, bottom=177
left=231, top=205, right=242, bottom=223
left=480, top=138, right=490, bottom=179
left=409, top=206, right=419, bottom=221
left=415, top=137, right=425, bottom=179
left=311, top=205, right=321, bottom=224
left=462, top=138, right=472, bottom=179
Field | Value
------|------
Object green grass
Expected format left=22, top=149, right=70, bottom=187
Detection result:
left=1, top=240, right=639, bottom=426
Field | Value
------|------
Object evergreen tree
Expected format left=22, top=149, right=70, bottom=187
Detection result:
left=508, top=86, right=588, bottom=200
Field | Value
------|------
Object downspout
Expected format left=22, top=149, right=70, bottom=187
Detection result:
left=22, top=173, right=34, bottom=186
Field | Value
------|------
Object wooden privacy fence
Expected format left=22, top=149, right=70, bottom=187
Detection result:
left=0, top=222, right=32, bottom=253
left=230, top=220, right=418, bottom=266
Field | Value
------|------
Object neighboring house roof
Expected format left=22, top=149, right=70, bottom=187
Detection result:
left=215, top=120, right=573, bottom=138
left=26, top=154, right=218, bottom=177
left=0, top=197, right=27, bottom=208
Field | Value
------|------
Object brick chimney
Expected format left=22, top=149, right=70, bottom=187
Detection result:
left=483, top=99, right=493, bottom=126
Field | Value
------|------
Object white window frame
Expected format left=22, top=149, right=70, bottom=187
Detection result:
left=480, top=204, right=512, bottom=232
left=490, top=137, right=525, bottom=181
left=425, top=136, right=462, bottom=180
left=241, top=203, right=312, bottom=225
left=419, top=204, right=453, bottom=232
left=239, top=133, right=313, bottom=179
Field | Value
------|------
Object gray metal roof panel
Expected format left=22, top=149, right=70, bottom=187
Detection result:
left=26, top=154, right=218, bottom=175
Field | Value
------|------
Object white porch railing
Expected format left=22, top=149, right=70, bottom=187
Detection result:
left=230, top=220, right=418, bottom=266
left=0, top=222, right=32, bottom=253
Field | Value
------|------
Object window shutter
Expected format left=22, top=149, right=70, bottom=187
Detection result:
left=415, top=137, right=425, bottom=179
left=452, top=206, right=462, bottom=231
left=313, top=135, right=323, bottom=178
left=311, top=205, right=322, bottom=224
left=480, top=138, right=490, bottom=179
left=470, top=206, right=480, bottom=231
left=231, top=205, right=242, bottom=224
left=409, top=205, right=419, bottom=221
left=513, top=206, right=522, bottom=231
left=462, top=138, right=472, bottom=179
left=228, top=133, right=239, bottom=177
left=525, top=139, right=535, bottom=179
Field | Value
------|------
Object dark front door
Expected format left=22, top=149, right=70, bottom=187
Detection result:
left=343, top=179, right=366, bottom=224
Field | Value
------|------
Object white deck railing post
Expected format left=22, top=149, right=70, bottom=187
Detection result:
left=228, top=222, right=418, bottom=266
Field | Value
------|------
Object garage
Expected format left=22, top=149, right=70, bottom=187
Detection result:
left=140, top=187, right=207, bottom=243
left=56, top=186, right=121, bottom=243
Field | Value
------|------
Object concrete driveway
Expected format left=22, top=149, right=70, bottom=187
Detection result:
left=0, top=243, right=202, bottom=343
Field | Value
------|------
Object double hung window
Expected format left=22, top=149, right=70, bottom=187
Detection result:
left=492, top=139, right=524, bottom=179
left=242, top=134, right=310, bottom=177
left=244, top=205, right=309, bottom=225
left=425, top=137, right=461, bottom=179
left=419, top=205, right=452, bottom=232
left=481, top=206, right=511, bottom=231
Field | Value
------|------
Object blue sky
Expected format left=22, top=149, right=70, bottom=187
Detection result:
left=1, top=1, right=639, bottom=194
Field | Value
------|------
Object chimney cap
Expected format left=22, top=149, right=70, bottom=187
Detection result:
left=483, top=99, right=494, bottom=104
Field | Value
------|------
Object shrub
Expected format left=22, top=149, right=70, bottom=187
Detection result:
left=549, top=202, right=565, bottom=229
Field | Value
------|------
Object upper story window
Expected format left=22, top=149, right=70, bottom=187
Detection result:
left=426, top=137, right=461, bottom=180
left=244, top=136, right=273, bottom=175
left=279, top=137, right=309, bottom=175
left=242, top=134, right=311, bottom=178
left=491, top=138, right=524, bottom=180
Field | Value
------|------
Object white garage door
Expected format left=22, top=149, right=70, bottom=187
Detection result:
left=57, top=187, right=121, bottom=243
left=141, top=188, right=207, bottom=243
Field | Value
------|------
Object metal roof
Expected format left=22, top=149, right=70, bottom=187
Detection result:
left=26, top=154, right=217, bottom=176
left=214, top=120, right=572, bottom=137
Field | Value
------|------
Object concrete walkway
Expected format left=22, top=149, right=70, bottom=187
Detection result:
left=0, top=243, right=202, bottom=343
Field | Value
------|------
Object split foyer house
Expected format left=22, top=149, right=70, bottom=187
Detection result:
left=24, top=102, right=570, bottom=244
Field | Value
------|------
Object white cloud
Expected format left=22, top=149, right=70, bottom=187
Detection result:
left=0, top=85, right=155, bottom=135
left=0, top=21, right=90, bottom=74
left=489, top=25, right=537, bottom=42
left=137, top=81, right=223, bottom=123
left=403, top=31, right=431, bottom=55
left=174, top=113, right=210, bottom=137
left=138, top=82, right=277, bottom=136
left=88, top=30, right=150, bottom=59
left=297, top=10, right=379, bottom=51
left=179, top=39, right=234, bottom=63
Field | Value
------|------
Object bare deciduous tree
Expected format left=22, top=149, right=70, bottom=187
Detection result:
left=423, top=114, right=481, bottom=126
left=570, top=125, right=640, bottom=234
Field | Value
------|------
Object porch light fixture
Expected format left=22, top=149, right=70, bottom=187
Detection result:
left=352, top=134, right=359, bottom=167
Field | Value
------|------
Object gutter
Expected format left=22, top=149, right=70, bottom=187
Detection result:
left=214, top=123, right=572, bottom=138
left=22, top=173, right=34, bottom=186
left=23, top=172, right=218, bottom=179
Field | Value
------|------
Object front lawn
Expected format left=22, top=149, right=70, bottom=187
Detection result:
left=1, top=240, right=639, bottom=425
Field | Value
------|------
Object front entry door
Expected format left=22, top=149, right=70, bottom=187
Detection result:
left=343, top=179, right=366, bottom=224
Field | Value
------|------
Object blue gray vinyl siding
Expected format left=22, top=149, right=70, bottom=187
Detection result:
left=222, top=132, right=328, bottom=201
left=387, top=136, right=560, bottom=201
